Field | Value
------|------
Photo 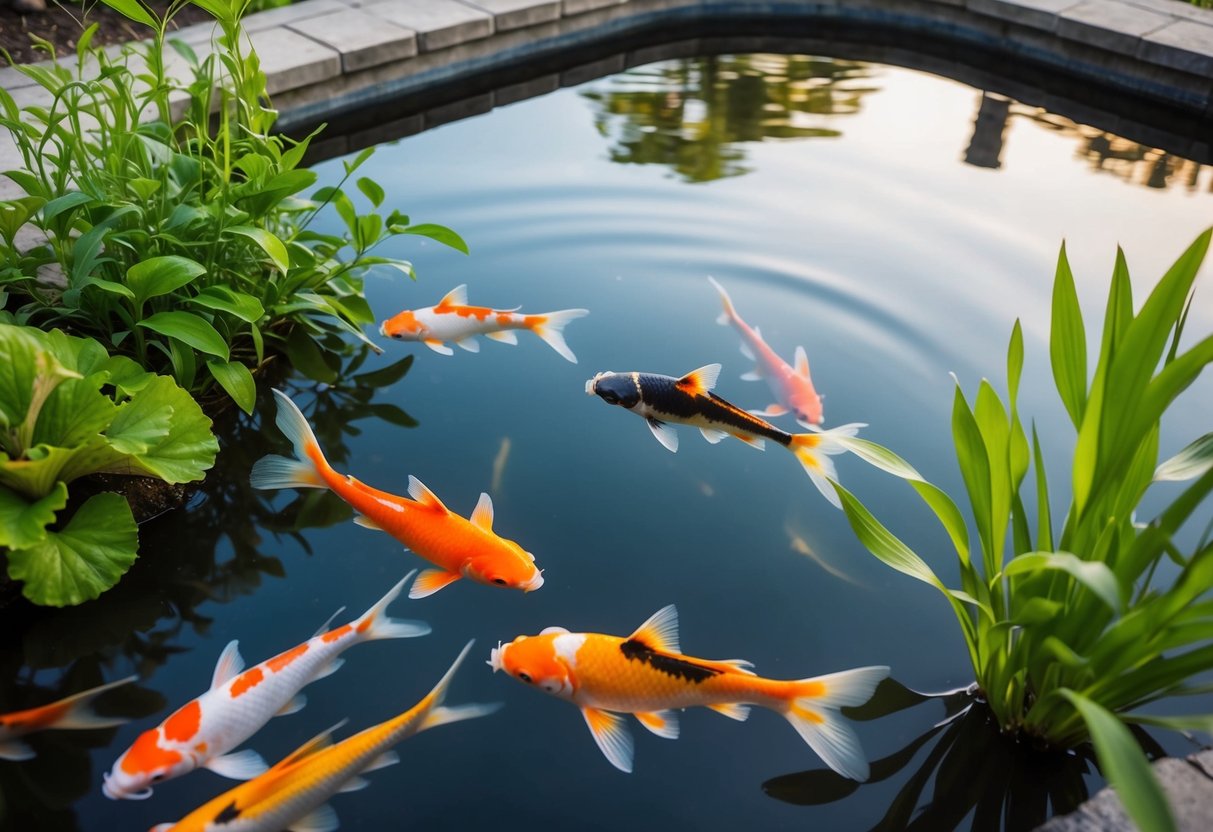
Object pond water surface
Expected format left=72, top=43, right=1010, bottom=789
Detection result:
left=3, top=54, right=1212, bottom=832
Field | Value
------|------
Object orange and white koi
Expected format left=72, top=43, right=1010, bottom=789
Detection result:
left=102, top=575, right=428, bottom=800
left=250, top=389, right=544, bottom=598
left=708, top=277, right=824, bottom=427
left=379, top=284, right=589, bottom=362
left=0, top=676, right=135, bottom=761
left=490, top=606, right=887, bottom=780
left=586, top=365, right=862, bottom=507
left=149, top=642, right=498, bottom=832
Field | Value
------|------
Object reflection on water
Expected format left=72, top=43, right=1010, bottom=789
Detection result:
left=581, top=55, right=879, bottom=182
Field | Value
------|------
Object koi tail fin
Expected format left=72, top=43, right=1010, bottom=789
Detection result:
left=250, top=389, right=330, bottom=490
left=780, top=665, right=889, bottom=782
left=352, top=572, right=432, bottom=642
left=45, top=675, right=138, bottom=731
left=417, top=641, right=502, bottom=734
left=707, top=276, right=736, bottom=325
left=789, top=423, right=865, bottom=509
left=531, top=309, right=589, bottom=363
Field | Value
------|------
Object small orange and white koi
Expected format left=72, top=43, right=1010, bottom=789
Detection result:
left=102, top=575, right=428, bottom=800
left=708, top=277, right=824, bottom=427
left=0, top=676, right=136, bottom=761
left=490, top=605, right=887, bottom=780
left=250, top=389, right=544, bottom=599
left=378, top=284, right=589, bottom=362
left=149, top=642, right=498, bottom=832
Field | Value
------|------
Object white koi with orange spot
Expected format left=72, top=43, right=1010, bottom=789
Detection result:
left=490, top=606, right=888, bottom=780
left=708, top=277, right=824, bottom=427
left=379, top=284, right=589, bottom=362
left=102, top=575, right=428, bottom=800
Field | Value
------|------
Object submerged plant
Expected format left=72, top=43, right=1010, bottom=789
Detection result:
left=0, top=0, right=464, bottom=411
left=830, top=230, right=1213, bottom=832
left=0, top=323, right=217, bottom=606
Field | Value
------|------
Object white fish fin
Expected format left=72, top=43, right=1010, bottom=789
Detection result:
left=250, top=390, right=329, bottom=491
left=312, top=607, right=347, bottom=638
left=408, top=569, right=462, bottom=599
left=353, top=572, right=430, bottom=640
left=0, top=739, right=35, bottom=761
left=276, top=694, right=306, bottom=717
left=716, top=312, right=730, bottom=326
left=470, top=492, right=494, bottom=531
left=271, top=720, right=347, bottom=772
left=753, top=326, right=763, bottom=339
left=353, top=514, right=383, bottom=531
left=485, top=330, right=518, bottom=345
left=790, top=428, right=865, bottom=509
left=748, top=404, right=787, bottom=418
left=338, top=775, right=370, bottom=793
left=455, top=337, right=480, bottom=353
left=635, top=709, right=679, bottom=740
left=708, top=702, right=752, bottom=722
left=739, top=368, right=763, bottom=382
left=437, top=284, right=468, bottom=308
left=732, top=433, right=767, bottom=451
left=739, top=341, right=756, bottom=361
left=783, top=666, right=888, bottom=782
left=540, top=626, right=570, bottom=636
left=361, top=750, right=400, bottom=774
left=794, top=345, right=811, bottom=378
left=419, top=702, right=502, bottom=731
left=211, top=640, right=245, bottom=690
left=204, top=748, right=268, bottom=780
left=647, top=419, right=679, bottom=453
left=149, top=825, right=175, bottom=832
left=406, top=475, right=448, bottom=512
left=530, top=308, right=589, bottom=363
left=699, top=427, right=727, bottom=444
left=676, top=363, right=721, bottom=395
left=718, top=658, right=757, bottom=675
left=423, top=338, right=454, bottom=356
left=582, top=707, right=634, bottom=773
left=290, top=804, right=339, bottom=832
left=39, top=675, right=137, bottom=730
left=312, top=657, right=345, bottom=682
left=707, top=277, right=736, bottom=325
left=628, top=604, right=680, bottom=653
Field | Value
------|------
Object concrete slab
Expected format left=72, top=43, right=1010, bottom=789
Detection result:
left=242, top=0, right=355, bottom=32
left=1140, top=20, right=1213, bottom=76
left=287, top=9, right=418, bottom=73
left=1057, top=1, right=1173, bottom=54
left=495, top=73, right=561, bottom=106
left=357, top=0, right=494, bottom=52
left=967, top=0, right=1082, bottom=32
left=462, top=0, right=562, bottom=32
left=563, top=0, right=626, bottom=16
left=247, top=26, right=342, bottom=95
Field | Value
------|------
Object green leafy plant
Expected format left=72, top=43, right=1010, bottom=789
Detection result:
left=0, top=323, right=217, bottom=606
left=0, top=0, right=464, bottom=413
left=829, top=230, right=1213, bottom=832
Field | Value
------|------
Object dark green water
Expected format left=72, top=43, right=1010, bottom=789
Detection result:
left=2, top=56, right=1212, bottom=831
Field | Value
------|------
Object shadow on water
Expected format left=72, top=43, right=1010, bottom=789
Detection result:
left=0, top=349, right=415, bottom=830
left=763, top=680, right=1171, bottom=831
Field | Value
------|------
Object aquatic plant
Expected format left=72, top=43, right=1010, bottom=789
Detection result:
left=829, top=230, right=1213, bottom=831
left=0, top=0, right=464, bottom=412
left=0, top=323, right=217, bottom=606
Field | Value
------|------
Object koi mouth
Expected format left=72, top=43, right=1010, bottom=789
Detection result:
left=101, top=772, right=152, bottom=801
left=487, top=642, right=506, bottom=672
left=378, top=321, right=388, bottom=336
left=523, top=570, right=545, bottom=592
left=584, top=372, right=611, bottom=395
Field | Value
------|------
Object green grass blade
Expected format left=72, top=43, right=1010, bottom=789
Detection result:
left=1003, top=552, right=1121, bottom=612
left=1049, top=242, right=1087, bottom=429
left=1155, top=432, right=1213, bottom=483
left=952, top=380, right=994, bottom=577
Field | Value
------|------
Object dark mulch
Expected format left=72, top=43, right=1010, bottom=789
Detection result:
left=1, top=2, right=212, bottom=67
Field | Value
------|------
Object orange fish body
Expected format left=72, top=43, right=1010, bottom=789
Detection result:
left=151, top=643, right=498, bottom=832
left=250, top=389, right=543, bottom=598
left=0, top=676, right=134, bottom=761
left=491, top=606, right=887, bottom=779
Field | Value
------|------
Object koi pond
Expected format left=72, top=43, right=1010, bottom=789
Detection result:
left=3, top=53, right=1213, bottom=831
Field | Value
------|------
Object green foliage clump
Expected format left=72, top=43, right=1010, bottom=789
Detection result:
left=0, top=0, right=465, bottom=412
left=0, top=323, right=218, bottom=606
left=831, top=230, right=1213, bottom=832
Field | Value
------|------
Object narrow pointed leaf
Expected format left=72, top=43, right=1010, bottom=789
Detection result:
left=1049, top=243, right=1087, bottom=428
left=1155, top=433, right=1213, bottom=482
left=138, top=312, right=229, bottom=360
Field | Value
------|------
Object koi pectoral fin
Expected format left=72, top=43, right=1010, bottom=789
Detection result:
left=699, top=427, right=727, bottom=444
left=581, top=707, right=634, bottom=773
left=0, top=739, right=35, bottom=761
left=291, top=804, right=339, bottom=832
left=647, top=419, right=679, bottom=453
left=204, top=749, right=268, bottom=780
left=423, top=339, right=454, bottom=356
left=408, top=569, right=462, bottom=599
left=748, top=404, right=787, bottom=418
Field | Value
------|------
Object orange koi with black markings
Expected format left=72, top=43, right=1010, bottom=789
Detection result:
left=0, top=676, right=135, bottom=761
left=490, top=606, right=888, bottom=779
left=250, top=389, right=544, bottom=598
left=585, top=365, right=862, bottom=506
left=102, top=575, right=428, bottom=800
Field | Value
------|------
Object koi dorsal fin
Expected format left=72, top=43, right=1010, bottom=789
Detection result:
left=211, top=640, right=245, bottom=690
left=795, top=346, right=811, bottom=379
left=271, top=720, right=348, bottom=772
left=407, top=476, right=448, bottom=512
left=436, top=284, right=468, bottom=309
left=628, top=605, right=680, bottom=654
left=676, top=364, right=721, bottom=397
left=470, top=492, right=494, bottom=530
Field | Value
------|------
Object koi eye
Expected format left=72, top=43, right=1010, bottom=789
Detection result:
left=151, top=774, right=165, bottom=783
left=518, top=672, right=532, bottom=683
left=600, top=390, right=620, bottom=405
left=492, top=578, right=506, bottom=585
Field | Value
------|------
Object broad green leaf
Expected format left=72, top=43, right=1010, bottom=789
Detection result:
left=127, top=256, right=207, bottom=308
left=1004, top=552, right=1121, bottom=612
left=1155, top=433, right=1213, bottom=482
left=191, top=286, right=265, bottom=323
left=115, top=376, right=218, bottom=483
left=356, top=177, right=385, bottom=208
left=0, top=325, right=81, bottom=454
left=207, top=359, right=256, bottom=414
left=399, top=223, right=469, bottom=255
left=226, top=226, right=289, bottom=274
left=1058, top=691, right=1176, bottom=832
left=1049, top=242, right=1087, bottom=429
left=41, top=192, right=93, bottom=223
left=353, top=354, right=413, bottom=388
left=1123, top=713, right=1213, bottom=733
left=33, top=374, right=117, bottom=449
left=138, top=312, right=229, bottom=360
left=284, top=327, right=338, bottom=384
left=106, top=389, right=172, bottom=456
left=0, top=482, right=67, bottom=549
left=99, top=0, right=158, bottom=28
left=6, top=491, right=139, bottom=606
